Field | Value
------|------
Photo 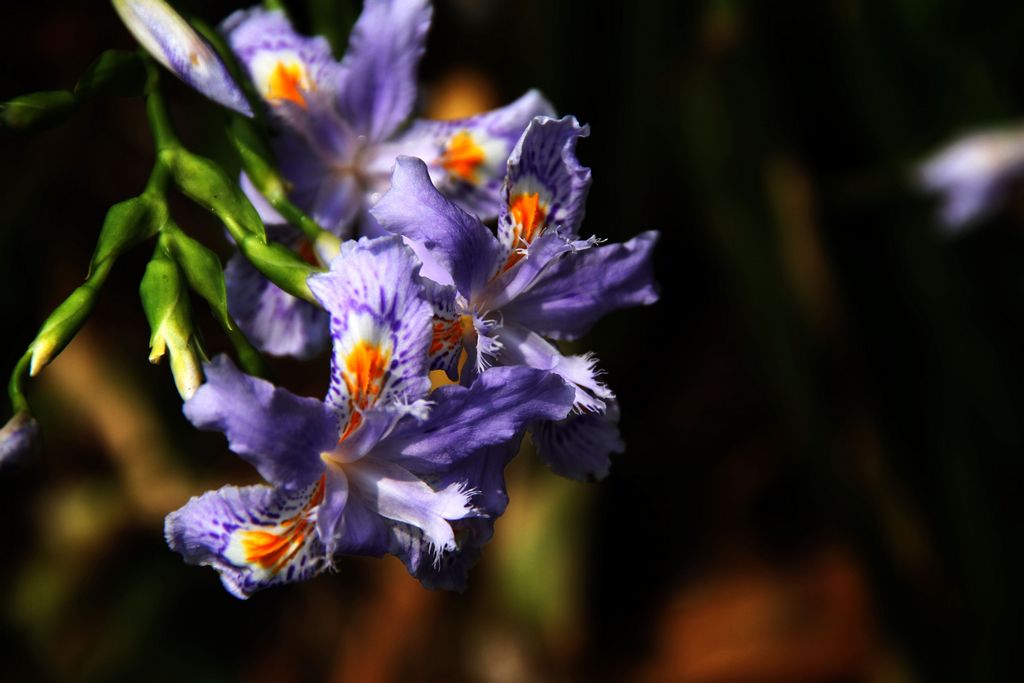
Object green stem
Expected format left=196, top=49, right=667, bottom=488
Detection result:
left=8, top=351, right=32, bottom=414
left=224, top=315, right=271, bottom=380
left=144, top=65, right=179, bottom=152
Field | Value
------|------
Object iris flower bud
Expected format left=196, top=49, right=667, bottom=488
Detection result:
left=112, top=0, right=252, bottom=116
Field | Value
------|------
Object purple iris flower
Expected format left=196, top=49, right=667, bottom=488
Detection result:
left=372, top=116, right=659, bottom=481
left=207, top=2, right=554, bottom=359
left=165, top=236, right=573, bottom=597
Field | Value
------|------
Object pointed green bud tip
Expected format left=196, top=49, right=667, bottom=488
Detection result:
left=168, top=340, right=203, bottom=400
left=0, top=412, right=40, bottom=469
left=111, top=0, right=252, bottom=117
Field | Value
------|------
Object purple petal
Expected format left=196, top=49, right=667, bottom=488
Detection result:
left=390, top=439, right=520, bottom=590
left=381, top=365, right=574, bottom=470
left=501, top=231, right=660, bottom=340
left=478, top=230, right=581, bottom=311
left=225, top=249, right=330, bottom=359
left=0, top=412, right=40, bottom=469
left=497, top=116, right=591, bottom=266
left=497, top=325, right=614, bottom=413
left=183, top=355, right=337, bottom=488
left=335, top=0, right=433, bottom=141
left=114, top=0, right=252, bottom=116
left=307, top=236, right=433, bottom=440
left=382, top=90, right=555, bottom=219
left=165, top=480, right=329, bottom=598
left=372, top=156, right=502, bottom=297
left=345, top=455, right=476, bottom=556
left=532, top=403, right=625, bottom=482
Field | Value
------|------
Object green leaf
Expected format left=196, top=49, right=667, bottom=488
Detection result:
left=89, top=194, right=168, bottom=273
left=0, top=91, right=77, bottom=134
left=75, top=50, right=148, bottom=100
left=164, top=225, right=231, bottom=330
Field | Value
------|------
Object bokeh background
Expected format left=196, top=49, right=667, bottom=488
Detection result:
left=4, top=1, right=1024, bottom=681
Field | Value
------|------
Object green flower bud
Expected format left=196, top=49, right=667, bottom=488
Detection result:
left=140, top=246, right=202, bottom=399
left=236, top=234, right=320, bottom=304
left=90, top=194, right=168, bottom=273
left=0, top=91, right=77, bottom=134
left=74, top=50, right=148, bottom=100
left=163, top=223, right=231, bottom=330
left=28, top=261, right=110, bottom=376
left=162, top=147, right=265, bottom=241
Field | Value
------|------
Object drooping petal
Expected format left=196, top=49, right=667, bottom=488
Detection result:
left=335, top=0, right=433, bottom=141
left=501, top=231, right=660, bottom=340
left=222, top=7, right=346, bottom=134
left=307, top=237, right=433, bottom=441
left=497, top=116, right=592, bottom=268
left=165, top=479, right=329, bottom=598
left=225, top=249, right=330, bottom=359
left=372, top=157, right=503, bottom=297
left=183, top=355, right=337, bottom=488
left=380, top=365, right=575, bottom=470
left=497, top=325, right=614, bottom=413
left=113, top=0, right=252, bottom=116
left=345, top=455, right=476, bottom=556
left=382, top=90, right=556, bottom=219
left=532, top=402, right=625, bottom=482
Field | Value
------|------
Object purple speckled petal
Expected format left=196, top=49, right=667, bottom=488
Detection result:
left=307, top=236, right=433, bottom=442
left=114, top=0, right=252, bottom=116
left=381, top=90, right=555, bottom=219
left=496, top=325, right=614, bottom=414
left=497, top=116, right=592, bottom=265
left=501, top=231, right=660, bottom=340
left=372, top=157, right=502, bottom=297
left=379, top=365, right=573, bottom=470
left=164, top=480, right=329, bottom=599
left=183, top=355, right=337, bottom=487
left=422, top=279, right=464, bottom=381
left=345, top=454, right=476, bottom=557
left=335, top=0, right=433, bottom=141
left=532, top=402, right=625, bottom=482
left=225, top=249, right=330, bottom=359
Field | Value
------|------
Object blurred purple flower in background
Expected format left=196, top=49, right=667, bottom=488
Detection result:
left=919, top=124, right=1024, bottom=229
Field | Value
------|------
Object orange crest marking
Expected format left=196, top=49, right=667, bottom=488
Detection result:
left=267, top=62, right=310, bottom=109
left=504, top=192, right=548, bottom=269
left=343, top=340, right=391, bottom=411
left=440, top=130, right=486, bottom=183
left=238, top=475, right=325, bottom=572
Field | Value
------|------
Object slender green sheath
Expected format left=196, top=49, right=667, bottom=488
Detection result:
left=8, top=352, right=32, bottom=415
left=227, top=117, right=341, bottom=261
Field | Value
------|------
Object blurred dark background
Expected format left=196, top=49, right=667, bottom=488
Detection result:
left=4, top=0, right=1024, bottom=681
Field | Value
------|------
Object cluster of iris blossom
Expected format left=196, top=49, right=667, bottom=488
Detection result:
left=109, top=0, right=659, bottom=597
